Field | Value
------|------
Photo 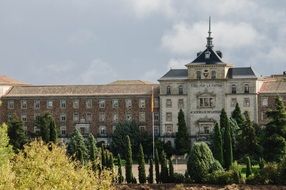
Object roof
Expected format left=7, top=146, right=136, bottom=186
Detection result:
left=159, top=69, right=188, bottom=80
left=227, top=67, right=256, bottom=79
left=4, top=83, right=160, bottom=97
left=108, top=80, right=154, bottom=85
left=0, top=75, right=27, bottom=85
left=260, top=79, right=286, bottom=93
left=189, top=48, right=224, bottom=64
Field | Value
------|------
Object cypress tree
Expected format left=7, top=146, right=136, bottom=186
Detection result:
left=101, top=145, right=106, bottom=168
left=67, top=129, right=88, bottom=164
left=223, top=121, right=233, bottom=170
left=231, top=103, right=245, bottom=128
left=88, top=134, right=97, bottom=162
left=117, top=154, right=124, bottom=183
left=148, top=159, right=154, bottom=184
left=220, top=109, right=229, bottom=129
left=49, top=118, right=57, bottom=143
left=168, top=158, right=174, bottom=182
left=160, top=150, right=169, bottom=183
left=138, top=144, right=146, bottom=183
left=246, top=156, right=252, bottom=177
left=175, top=109, right=189, bottom=155
left=154, top=149, right=160, bottom=183
left=213, top=123, right=224, bottom=166
left=125, top=135, right=133, bottom=183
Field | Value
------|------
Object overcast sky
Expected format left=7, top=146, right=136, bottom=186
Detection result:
left=0, top=0, right=285, bottom=84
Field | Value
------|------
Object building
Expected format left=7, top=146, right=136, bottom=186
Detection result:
left=159, top=19, right=263, bottom=144
left=0, top=75, right=27, bottom=97
left=0, top=80, right=160, bottom=144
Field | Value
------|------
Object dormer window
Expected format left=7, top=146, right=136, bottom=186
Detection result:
left=166, top=86, right=171, bottom=95
left=196, top=71, right=201, bottom=79
left=178, top=85, right=183, bottom=95
left=211, top=71, right=216, bottom=79
left=244, top=84, right=249, bottom=94
left=205, top=50, right=211, bottom=59
left=231, top=84, right=237, bottom=94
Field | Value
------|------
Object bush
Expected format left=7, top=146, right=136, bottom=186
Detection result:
left=209, top=160, right=224, bottom=173
left=277, top=157, right=286, bottom=185
left=246, top=163, right=278, bottom=185
left=172, top=173, right=186, bottom=183
left=207, top=170, right=241, bottom=185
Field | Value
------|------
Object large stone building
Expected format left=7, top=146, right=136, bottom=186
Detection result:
left=159, top=21, right=264, bottom=144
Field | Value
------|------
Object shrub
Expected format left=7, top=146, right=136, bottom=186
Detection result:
left=246, top=163, right=278, bottom=185
left=172, top=173, right=186, bottom=183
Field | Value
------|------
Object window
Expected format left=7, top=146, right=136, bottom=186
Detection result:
left=262, top=97, right=268, bottom=107
left=196, top=71, right=201, bottom=79
left=211, top=71, right=216, bottom=79
left=244, top=84, right=249, bottom=93
left=166, top=99, right=172, bottom=108
left=125, top=99, right=132, bottom=109
left=73, top=112, right=79, bottom=122
left=126, top=112, right=132, bottom=121
left=199, top=97, right=215, bottom=108
left=34, top=100, right=40, bottom=109
left=199, top=123, right=212, bottom=135
left=60, top=99, right=66, bottom=109
left=139, top=99, right=146, bottom=108
left=99, top=126, right=107, bottom=136
left=205, top=50, right=211, bottom=59
left=231, top=84, right=236, bottom=94
left=8, top=100, right=14, bottom=109
left=139, top=126, right=145, bottom=132
left=99, top=99, right=105, bottom=108
left=21, top=100, right=27, bottom=109
left=231, top=98, right=237, bottom=107
left=73, top=99, right=79, bottom=109
left=165, top=124, right=173, bottom=134
left=60, top=126, right=66, bottom=136
left=86, top=99, right=92, bottom=109
left=99, top=112, right=105, bottom=122
left=154, top=98, right=159, bottom=108
left=7, top=113, right=12, bottom=121
left=166, top=86, right=171, bottom=95
left=166, top=112, right=172, bottom=122
left=178, top=85, right=183, bottom=95
left=112, top=125, right=117, bottom=133
left=112, top=99, right=119, bottom=108
left=86, top=112, right=92, bottom=121
left=244, top=98, right=250, bottom=107
left=139, top=112, right=145, bottom=122
left=34, top=113, right=40, bottom=120
left=178, top=99, right=184, bottom=109
left=47, top=100, right=53, bottom=109
left=113, top=113, right=118, bottom=122
left=154, top=112, right=159, bottom=121
left=34, top=126, right=40, bottom=134
left=21, top=114, right=27, bottom=123
left=154, top=126, right=159, bottom=136
left=60, top=113, right=66, bottom=122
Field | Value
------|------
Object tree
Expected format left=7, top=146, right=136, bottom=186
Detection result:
left=49, top=118, right=57, bottom=143
left=154, top=149, right=160, bottom=183
left=117, top=154, right=124, bottom=183
left=246, top=156, right=252, bottom=178
left=220, top=109, right=229, bottom=129
left=231, top=103, right=245, bottom=128
left=168, top=158, right=174, bottom=182
left=175, top=109, right=189, bottom=155
left=125, top=135, right=133, bottom=183
left=212, top=122, right=223, bottom=166
left=148, top=159, right=154, bottom=184
left=7, top=114, right=28, bottom=152
left=263, top=96, right=286, bottom=162
left=138, top=144, right=146, bottom=183
left=87, top=133, right=98, bottom=162
left=223, top=120, right=233, bottom=170
left=35, top=112, right=58, bottom=143
left=67, top=129, right=88, bottom=164
left=187, top=142, right=215, bottom=183
left=160, top=150, right=169, bottom=183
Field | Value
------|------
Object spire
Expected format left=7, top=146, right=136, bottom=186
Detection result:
left=206, top=16, right=213, bottom=49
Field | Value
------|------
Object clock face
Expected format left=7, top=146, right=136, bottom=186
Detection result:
left=203, top=70, right=209, bottom=78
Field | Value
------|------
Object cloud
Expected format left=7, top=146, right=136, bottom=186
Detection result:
left=161, top=21, right=261, bottom=55
left=167, top=58, right=190, bottom=69
left=67, top=30, right=96, bottom=45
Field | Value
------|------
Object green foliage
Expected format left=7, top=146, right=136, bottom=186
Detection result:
left=223, top=116, right=233, bottom=170
left=212, top=123, right=223, bottom=166
left=246, top=163, right=278, bottom=185
left=231, top=103, right=245, bottom=128
left=175, top=109, right=189, bottom=155
left=168, top=158, right=174, bottom=182
left=277, top=156, right=286, bottom=184
left=220, top=108, right=229, bottom=129
left=125, top=135, right=133, bottom=183
left=160, top=150, right=169, bottom=183
left=209, top=160, right=224, bottom=173
left=246, top=156, right=252, bottom=177
left=49, top=119, right=57, bottom=143
left=67, top=129, right=88, bottom=164
left=187, top=142, right=215, bottom=183
left=154, top=149, right=160, bottom=183
left=155, top=140, right=174, bottom=159
left=138, top=144, right=146, bottom=184
left=7, top=114, right=28, bottom=152
left=148, top=158, right=154, bottom=184
left=35, top=112, right=58, bottom=143
left=117, top=154, right=124, bottom=183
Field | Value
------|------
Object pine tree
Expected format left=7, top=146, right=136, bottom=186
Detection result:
left=154, top=149, right=160, bottom=183
left=7, top=114, right=28, bottom=152
left=88, top=133, right=97, bottom=162
left=223, top=120, right=233, bottom=170
left=117, top=154, right=124, bottom=183
left=125, top=135, right=133, bottom=183
left=148, top=159, right=154, bottom=184
left=138, top=144, right=146, bottom=183
left=168, top=158, right=174, bottom=182
left=246, top=156, right=252, bottom=178
left=213, top=123, right=223, bottom=166
left=49, top=118, right=57, bottom=143
left=67, top=129, right=88, bottom=164
left=231, top=103, right=245, bottom=128
left=160, top=150, right=169, bottom=183
left=175, top=109, right=189, bottom=155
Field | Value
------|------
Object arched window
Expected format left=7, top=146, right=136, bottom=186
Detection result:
left=244, top=84, right=249, bottom=93
left=231, top=84, right=236, bottom=94
left=211, top=71, right=216, bottom=79
left=196, top=71, right=201, bottom=79
left=166, top=85, right=171, bottom=95
left=178, top=85, right=183, bottom=95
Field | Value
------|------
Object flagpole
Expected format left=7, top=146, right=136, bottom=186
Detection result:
left=151, top=86, right=155, bottom=159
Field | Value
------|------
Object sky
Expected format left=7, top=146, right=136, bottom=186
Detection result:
left=0, top=0, right=285, bottom=85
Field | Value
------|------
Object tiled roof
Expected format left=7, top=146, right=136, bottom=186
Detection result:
left=189, top=48, right=223, bottom=64
left=260, top=80, right=286, bottom=93
left=159, top=69, right=188, bottom=80
left=108, top=80, right=154, bottom=85
left=0, top=75, right=27, bottom=85
left=227, top=67, right=256, bottom=79
left=4, top=83, right=160, bottom=97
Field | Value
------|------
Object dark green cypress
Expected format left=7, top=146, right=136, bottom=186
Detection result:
left=213, top=123, right=224, bottom=166
left=168, top=158, right=174, bottom=182
left=117, top=154, right=124, bottom=183
left=125, top=135, right=133, bottom=183
left=49, top=118, right=57, bottom=143
left=148, top=159, right=154, bottom=184
left=160, top=150, right=169, bottom=183
left=88, top=134, right=97, bottom=162
left=223, top=121, right=233, bottom=170
left=175, top=109, right=189, bottom=155
left=138, top=144, right=146, bottom=183
left=231, top=103, right=245, bottom=128
left=154, top=149, right=160, bottom=183
left=246, top=156, right=252, bottom=177
left=220, top=109, right=229, bottom=129
left=101, top=145, right=106, bottom=169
